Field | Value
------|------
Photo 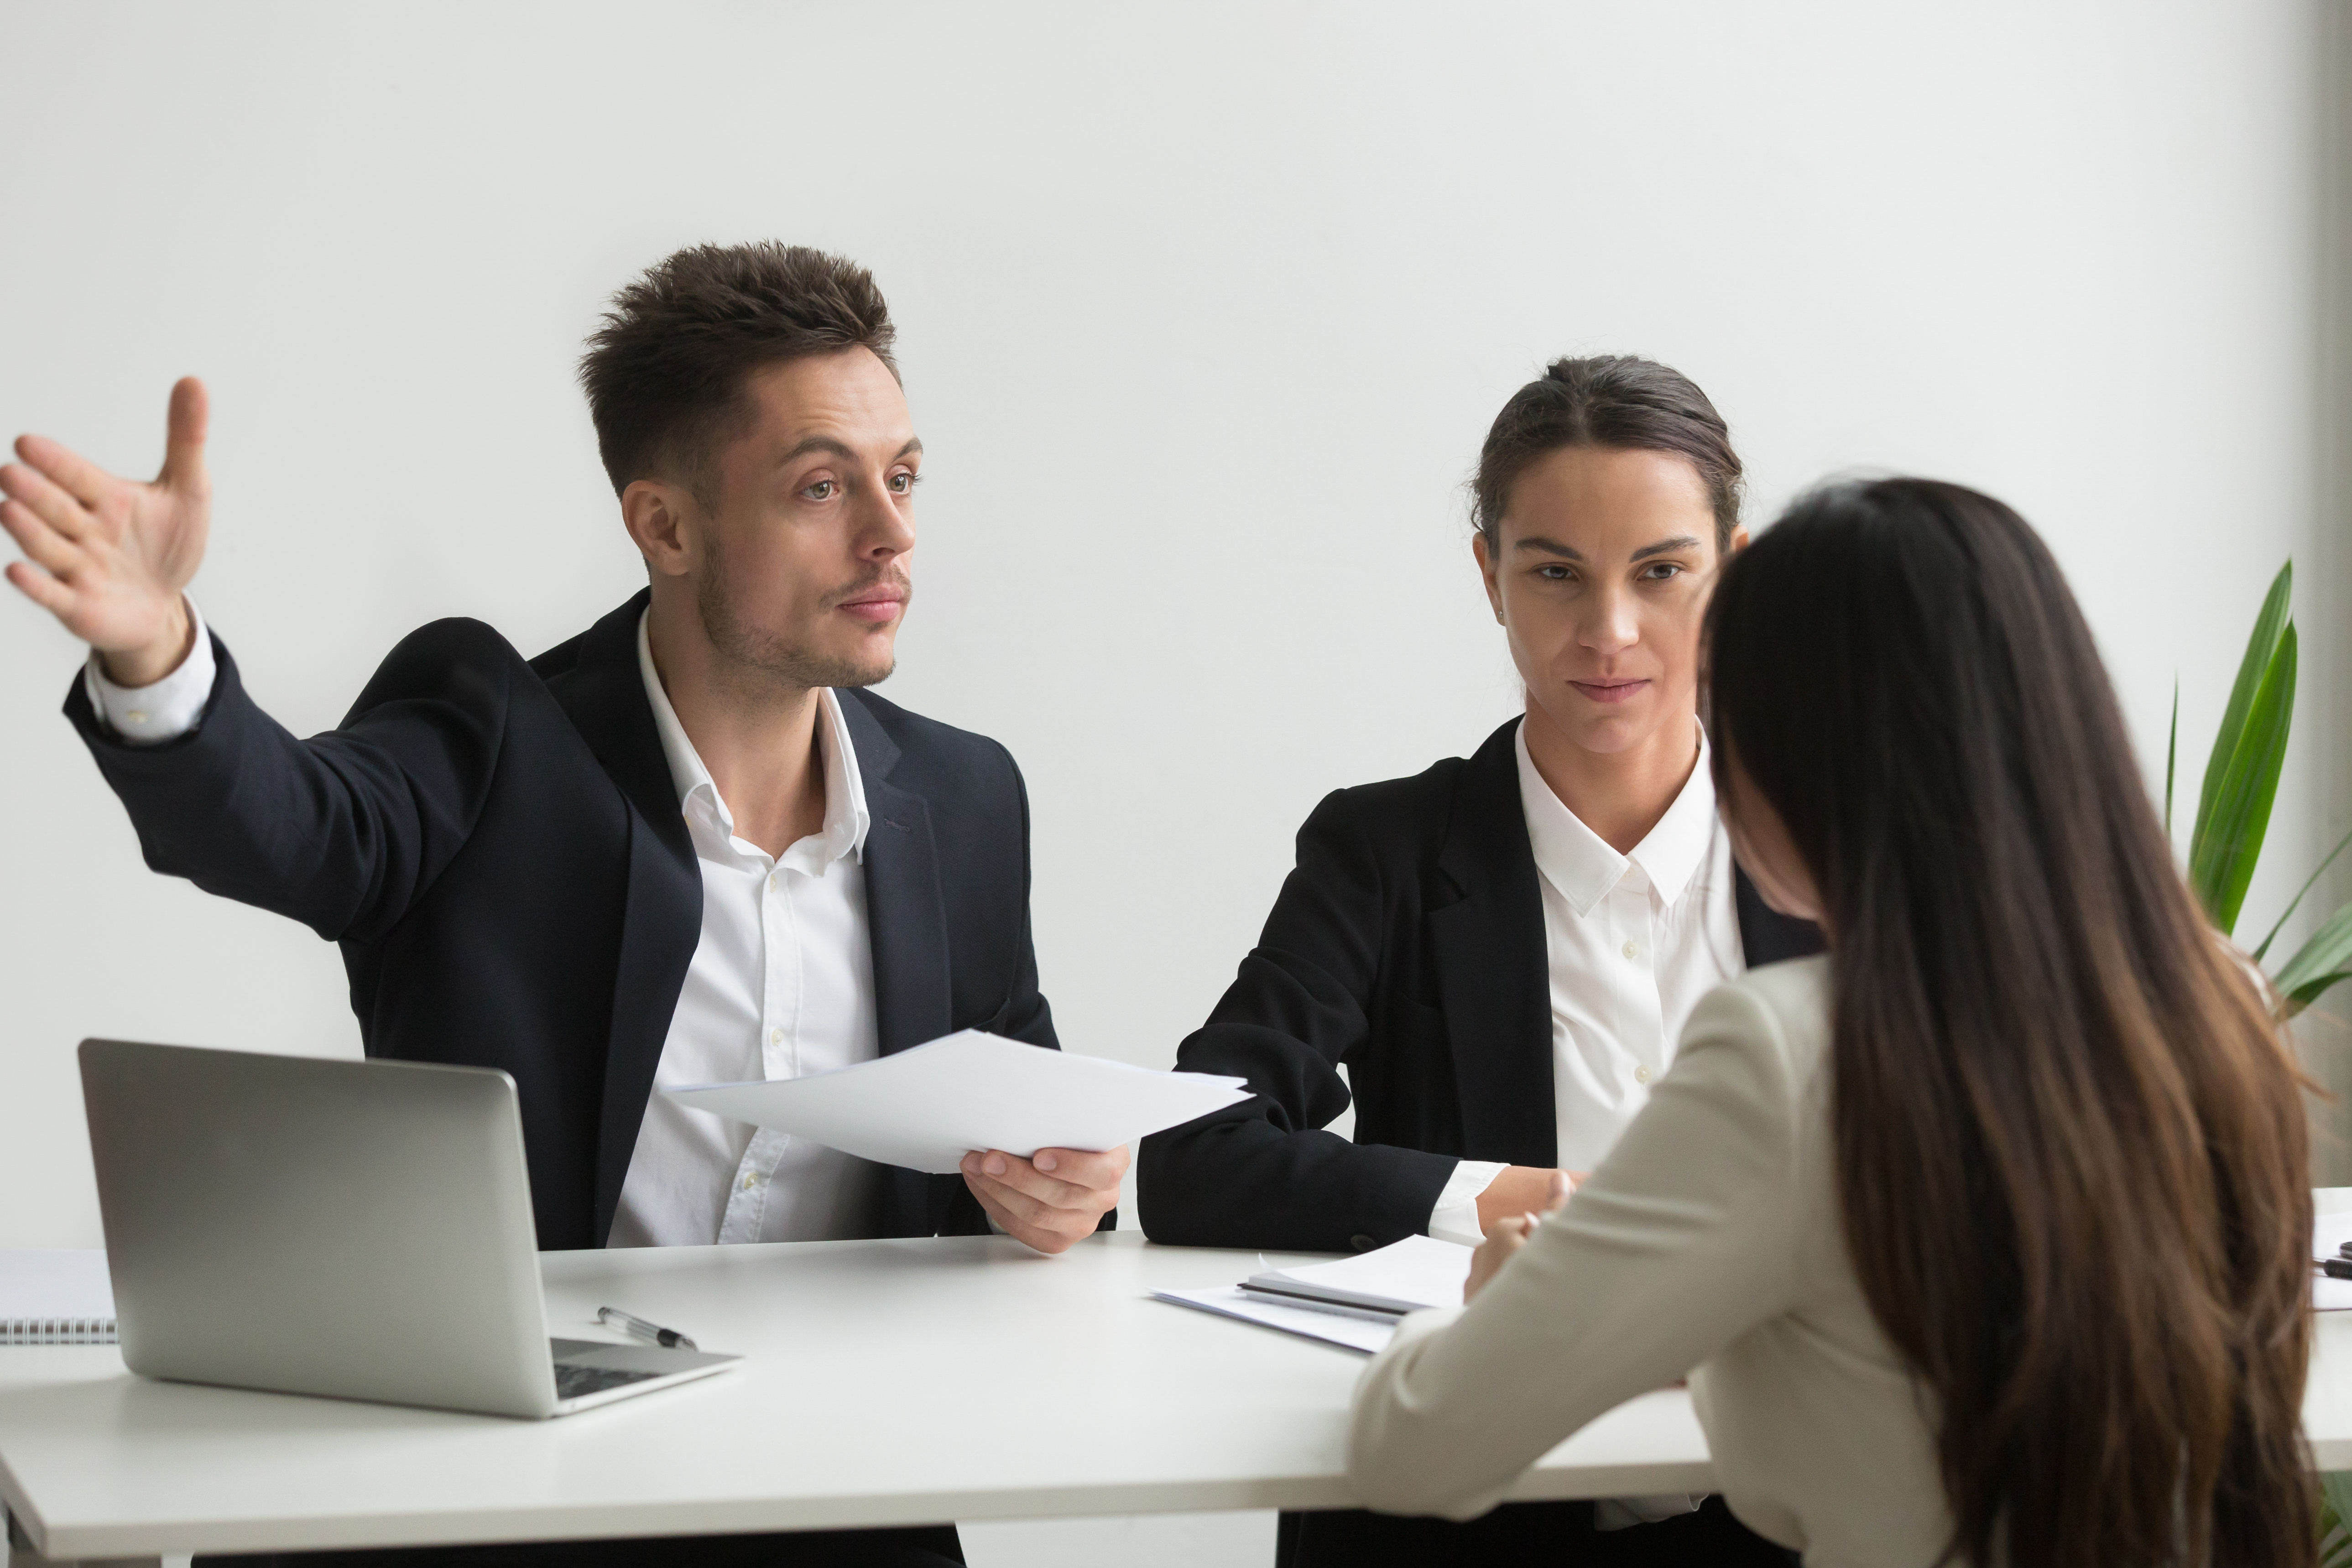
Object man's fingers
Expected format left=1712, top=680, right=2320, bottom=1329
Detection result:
left=159, top=377, right=208, bottom=489
left=1, top=459, right=100, bottom=541
left=962, top=1151, right=1102, bottom=1209
left=1031, top=1145, right=1128, bottom=1191
left=11, top=436, right=115, bottom=514
left=964, top=1171, right=1054, bottom=1230
left=1, top=498, right=83, bottom=575
left=3, top=559, right=77, bottom=617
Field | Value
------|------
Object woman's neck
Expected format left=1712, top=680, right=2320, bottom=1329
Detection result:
left=1520, top=699, right=1701, bottom=856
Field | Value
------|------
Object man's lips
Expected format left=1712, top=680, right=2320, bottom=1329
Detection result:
left=1569, top=678, right=1651, bottom=705
left=835, top=591, right=907, bottom=625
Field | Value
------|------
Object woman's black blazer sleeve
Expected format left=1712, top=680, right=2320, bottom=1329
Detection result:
left=1137, top=781, right=1468, bottom=1253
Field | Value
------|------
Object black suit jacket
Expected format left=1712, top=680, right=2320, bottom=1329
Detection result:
left=67, top=589, right=1069, bottom=1250
left=1137, top=717, right=1822, bottom=1254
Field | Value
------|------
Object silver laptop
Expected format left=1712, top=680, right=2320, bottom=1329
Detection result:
left=78, top=1039, right=738, bottom=1418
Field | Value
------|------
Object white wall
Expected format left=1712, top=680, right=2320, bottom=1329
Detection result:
left=0, top=5, right=2328, bottom=1563
left=0, top=0, right=2326, bottom=1363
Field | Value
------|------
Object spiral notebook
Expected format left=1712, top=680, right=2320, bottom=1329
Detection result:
left=0, top=1249, right=117, bottom=1344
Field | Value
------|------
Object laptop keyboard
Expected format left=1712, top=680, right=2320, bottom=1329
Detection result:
left=554, top=1362, right=662, bottom=1400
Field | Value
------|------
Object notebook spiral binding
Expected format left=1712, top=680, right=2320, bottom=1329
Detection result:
left=0, top=1317, right=118, bottom=1345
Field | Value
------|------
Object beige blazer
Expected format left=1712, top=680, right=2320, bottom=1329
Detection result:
left=1347, top=956, right=1955, bottom=1568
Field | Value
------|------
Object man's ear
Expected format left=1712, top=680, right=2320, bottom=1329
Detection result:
left=621, top=479, right=699, bottom=579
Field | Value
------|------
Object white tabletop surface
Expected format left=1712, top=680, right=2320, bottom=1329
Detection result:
left=15, top=1196, right=2352, bottom=1560
left=0, top=1231, right=1709, bottom=1559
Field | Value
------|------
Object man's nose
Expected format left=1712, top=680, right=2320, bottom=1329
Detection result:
left=853, top=480, right=916, bottom=557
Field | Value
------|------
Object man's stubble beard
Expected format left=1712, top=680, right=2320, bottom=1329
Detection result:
left=696, top=542, right=901, bottom=696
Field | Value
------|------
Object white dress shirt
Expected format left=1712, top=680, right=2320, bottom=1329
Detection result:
left=1427, top=722, right=1743, bottom=1246
left=608, top=611, right=885, bottom=1248
left=1352, top=959, right=1951, bottom=1568
left=83, top=602, right=889, bottom=1251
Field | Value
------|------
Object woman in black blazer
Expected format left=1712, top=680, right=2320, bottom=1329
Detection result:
left=1138, top=356, right=1817, bottom=1568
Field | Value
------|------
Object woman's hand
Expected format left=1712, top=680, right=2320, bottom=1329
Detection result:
left=1464, top=1168, right=1571, bottom=1302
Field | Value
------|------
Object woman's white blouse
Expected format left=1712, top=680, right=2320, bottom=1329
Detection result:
left=1348, top=957, right=1955, bottom=1568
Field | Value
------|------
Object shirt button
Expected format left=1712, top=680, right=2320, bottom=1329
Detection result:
left=126, top=710, right=149, bottom=724
left=741, top=1172, right=756, bottom=1190
left=1634, top=1065, right=1653, bottom=1085
left=769, top=1027, right=783, bottom=1045
left=1622, top=941, right=1640, bottom=961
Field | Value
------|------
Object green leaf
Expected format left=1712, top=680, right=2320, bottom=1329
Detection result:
left=2253, top=825, right=2352, bottom=962
left=2192, top=561, right=2292, bottom=858
left=2276, top=898, right=2352, bottom=1017
left=2321, top=1472, right=2352, bottom=1563
left=2189, top=621, right=2296, bottom=934
left=2165, top=678, right=2178, bottom=839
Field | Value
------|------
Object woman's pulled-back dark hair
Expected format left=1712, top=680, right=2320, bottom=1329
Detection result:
left=1705, top=478, right=2314, bottom=1568
left=1472, top=355, right=1743, bottom=550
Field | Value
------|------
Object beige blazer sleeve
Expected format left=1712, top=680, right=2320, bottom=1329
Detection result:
left=1347, top=977, right=1810, bottom=1521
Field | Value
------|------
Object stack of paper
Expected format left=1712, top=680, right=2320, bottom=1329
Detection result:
left=664, top=1030, right=1251, bottom=1173
left=0, top=1250, right=117, bottom=1344
left=1153, top=1235, right=1475, bottom=1354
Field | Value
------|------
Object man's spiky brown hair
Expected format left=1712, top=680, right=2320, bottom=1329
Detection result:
left=579, top=241, right=897, bottom=503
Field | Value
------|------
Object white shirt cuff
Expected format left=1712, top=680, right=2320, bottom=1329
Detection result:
left=1427, top=1160, right=1508, bottom=1246
left=82, top=599, right=216, bottom=745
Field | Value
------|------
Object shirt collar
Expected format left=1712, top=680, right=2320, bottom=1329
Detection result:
left=1514, top=719, right=1719, bottom=917
left=636, top=609, right=871, bottom=865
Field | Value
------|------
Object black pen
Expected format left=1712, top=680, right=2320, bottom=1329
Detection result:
left=596, top=1305, right=699, bottom=1350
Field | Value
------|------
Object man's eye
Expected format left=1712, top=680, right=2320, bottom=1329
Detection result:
left=802, top=479, right=837, bottom=501
left=889, top=472, right=919, bottom=495
left=1643, top=563, right=1683, bottom=580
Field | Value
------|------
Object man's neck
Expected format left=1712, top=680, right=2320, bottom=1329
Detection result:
left=1521, top=699, right=1700, bottom=857
left=647, top=598, right=827, bottom=858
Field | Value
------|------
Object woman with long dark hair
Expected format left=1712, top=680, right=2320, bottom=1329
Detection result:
left=1347, top=479, right=2315, bottom=1568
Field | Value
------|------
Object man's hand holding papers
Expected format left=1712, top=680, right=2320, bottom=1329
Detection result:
left=663, top=1031, right=1249, bottom=1254
left=959, top=1145, right=1128, bottom=1253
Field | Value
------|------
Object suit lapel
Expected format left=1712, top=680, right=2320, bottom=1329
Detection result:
left=1427, top=720, right=1557, bottom=1167
left=541, top=590, right=702, bottom=1246
left=837, top=691, right=953, bottom=1056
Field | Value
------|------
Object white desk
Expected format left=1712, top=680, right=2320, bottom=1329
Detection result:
left=13, top=1203, right=2352, bottom=1566
left=0, top=1232, right=1708, bottom=1564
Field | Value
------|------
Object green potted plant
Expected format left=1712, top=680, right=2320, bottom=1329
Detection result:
left=2170, top=563, right=2352, bottom=1553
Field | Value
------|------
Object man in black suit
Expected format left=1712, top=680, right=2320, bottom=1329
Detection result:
left=1, top=242, right=1119, bottom=1568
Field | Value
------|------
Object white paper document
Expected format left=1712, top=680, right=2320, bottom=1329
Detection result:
left=2316, top=1210, right=2352, bottom=1311
left=1153, top=1285, right=1401, bottom=1354
left=1244, top=1234, right=1474, bottom=1316
left=663, top=1030, right=1251, bottom=1175
left=1153, top=1235, right=1475, bottom=1355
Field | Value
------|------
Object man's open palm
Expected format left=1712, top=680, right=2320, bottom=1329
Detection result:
left=1, top=377, right=211, bottom=685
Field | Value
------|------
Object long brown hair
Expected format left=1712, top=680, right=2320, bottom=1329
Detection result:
left=1705, top=479, right=2314, bottom=1568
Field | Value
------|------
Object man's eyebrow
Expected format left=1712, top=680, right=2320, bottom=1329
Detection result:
left=1512, top=536, right=1584, bottom=561
left=773, top=435, right=925, bottom=466
left=776, top=435, right=859, bottom=466
left=1630, top=535, right=1703, bottom=562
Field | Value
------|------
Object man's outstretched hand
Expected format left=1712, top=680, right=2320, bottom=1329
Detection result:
left=960, top=1144, right=1127, bottom=1254
left=2, top=377, right=212, bottom=686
